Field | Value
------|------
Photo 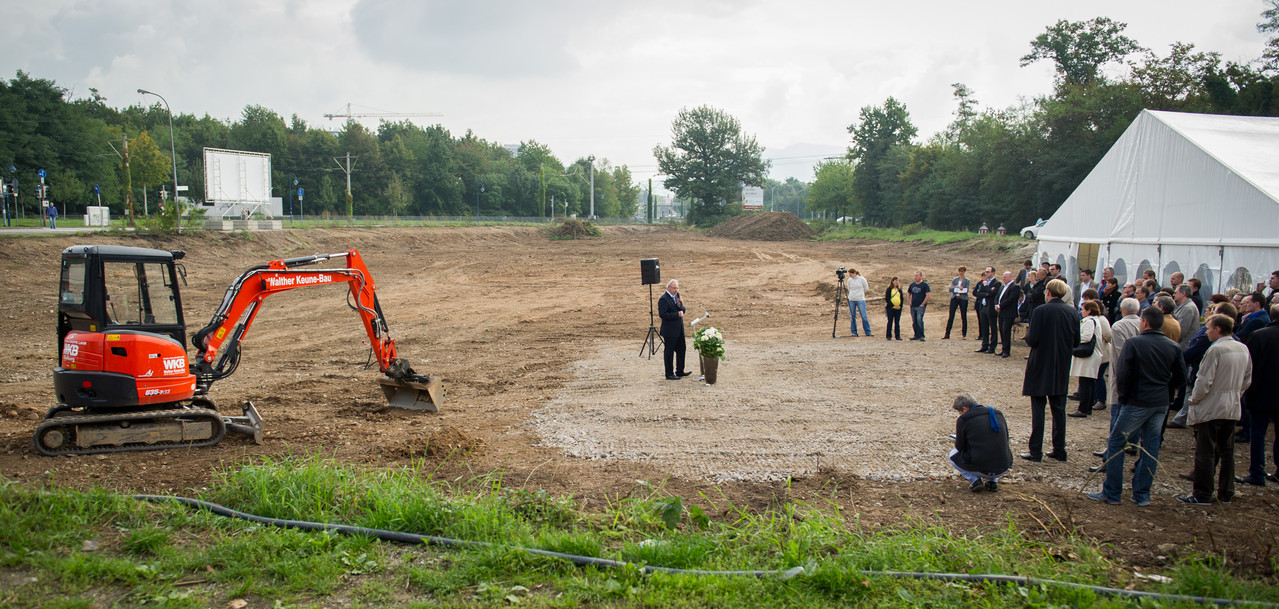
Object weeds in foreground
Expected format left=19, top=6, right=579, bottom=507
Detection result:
left=1, top=455, right=1275, bottom=608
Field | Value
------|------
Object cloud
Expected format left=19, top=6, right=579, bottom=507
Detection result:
left=350, top=0, right=621, bottom=78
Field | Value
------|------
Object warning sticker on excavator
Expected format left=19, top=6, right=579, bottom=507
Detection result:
left=215, top=328, right=226, bottom=339
left=106, top=334, right=120, bottom=341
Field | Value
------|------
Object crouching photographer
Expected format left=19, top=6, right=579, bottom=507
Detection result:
left=948, top=394, right=1013, bottom=492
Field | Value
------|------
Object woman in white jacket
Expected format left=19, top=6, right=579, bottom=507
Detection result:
left=1068, top=300, right=1112, bottom=417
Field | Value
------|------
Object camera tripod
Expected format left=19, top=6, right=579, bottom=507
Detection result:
left=639, top=283, right=664, bottom=358
left=831, top=273, right=846, bottom=338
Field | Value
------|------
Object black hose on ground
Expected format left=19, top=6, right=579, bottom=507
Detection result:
left=135, top=494, right=1274, bottom=607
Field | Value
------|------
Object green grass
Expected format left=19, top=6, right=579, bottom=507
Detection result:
left=811, top=222, right=1028, bottom=247
left=2, top=456, right=1275, bottom=608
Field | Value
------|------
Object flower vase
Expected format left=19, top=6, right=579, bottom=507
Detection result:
left=700, top=354, right=719, bottom=385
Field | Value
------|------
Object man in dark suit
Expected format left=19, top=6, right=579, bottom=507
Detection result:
left=995, top=271, right=1022, bottom=358
left=657, top=279, right=692, bottom=380
left=977, top=268, right=1001, bottom=354
left=1021, top=279, right=1081, bottom=462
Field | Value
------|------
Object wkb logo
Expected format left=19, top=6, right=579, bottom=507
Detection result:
left=162, top=357, right=186, bottom=374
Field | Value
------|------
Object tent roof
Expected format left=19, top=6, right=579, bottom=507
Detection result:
left=1037, top=109, right=1279, bottom=247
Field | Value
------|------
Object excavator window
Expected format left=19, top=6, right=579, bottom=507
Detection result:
left=59, top=260, right=86, bottom=306
left=101, top=261, right=179, bottom=326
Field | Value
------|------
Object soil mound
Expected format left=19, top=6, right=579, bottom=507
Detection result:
left=706, top=212, right=815, bottom=241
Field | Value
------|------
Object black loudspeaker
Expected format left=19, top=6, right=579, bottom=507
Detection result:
left=640, top=258, right=661, bottom=285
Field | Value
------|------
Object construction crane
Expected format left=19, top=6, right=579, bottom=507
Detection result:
left=324, top=103, right=442, bottom=123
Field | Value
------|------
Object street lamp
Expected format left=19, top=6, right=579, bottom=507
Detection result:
left=137, top=88, right=181, bottom=234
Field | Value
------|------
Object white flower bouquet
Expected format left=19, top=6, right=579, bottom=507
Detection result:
left=693, top=326, right=725, bottom=360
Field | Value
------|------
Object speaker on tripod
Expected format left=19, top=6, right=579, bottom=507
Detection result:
left=639, top=258, right=663, bottom=358
left=641, top=258, right=661, bottom=285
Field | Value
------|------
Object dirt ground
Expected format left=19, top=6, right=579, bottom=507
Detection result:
left=1, top=225, right=1277, bottom=577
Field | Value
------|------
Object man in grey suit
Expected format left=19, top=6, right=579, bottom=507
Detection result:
left=1177, top=314, right=1252, bottom=505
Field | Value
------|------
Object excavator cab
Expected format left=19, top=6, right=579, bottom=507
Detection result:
left=55, top=246, right=196, bottom=410
left=58, top=245, right=188, bottom=351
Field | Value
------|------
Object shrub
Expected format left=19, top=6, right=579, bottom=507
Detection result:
left=545, top=219, right=601, bottom=239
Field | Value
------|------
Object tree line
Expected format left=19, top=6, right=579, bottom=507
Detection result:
left=806, top=10, right=1279, bottom=231
left=0, top=77, right=641, bottom=221
left=7, top=8, right=1279, bottom=229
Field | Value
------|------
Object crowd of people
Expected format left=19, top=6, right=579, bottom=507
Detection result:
left=914, top=264, right=1279, bottom=504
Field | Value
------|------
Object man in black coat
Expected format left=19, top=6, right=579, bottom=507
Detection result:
left=1240, top=306, right=1279, bottom=485
left=948, top=394, right=1014, bottom=492
left=995, top=270, right=1022, bottom=358
left=1021, top=279, right=1080, bottom=462
left=657, top=279, right=692, bottom=380
left=977, top=268, right=1002, bottom=354
left=1088, top=307, right=1187, bottom=506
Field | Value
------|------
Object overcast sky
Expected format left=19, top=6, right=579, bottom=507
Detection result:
left=1, top=0, right=1271, bottom=186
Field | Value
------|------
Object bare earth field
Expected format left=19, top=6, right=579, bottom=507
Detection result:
left=1, top=225, right=1276, bottom=575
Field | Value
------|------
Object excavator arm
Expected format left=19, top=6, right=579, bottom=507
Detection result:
left=189, top=250, right=441, bottom=410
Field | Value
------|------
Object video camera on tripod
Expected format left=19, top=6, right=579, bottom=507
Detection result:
left=832, top=266, right=847, bottom=338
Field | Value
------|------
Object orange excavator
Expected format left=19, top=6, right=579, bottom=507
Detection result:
left=36, top=245, right=442, bottom=456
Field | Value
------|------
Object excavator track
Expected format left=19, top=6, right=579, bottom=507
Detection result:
left=33, top=407, right=226, bottom=457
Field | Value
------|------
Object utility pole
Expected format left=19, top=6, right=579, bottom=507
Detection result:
left=123, top=135, right=134, bottom=226
left=539, top=163, right=546, bottom=217
left=334, top=153, right=354, bottom=221
left=108, top=135, right=135, bottom=226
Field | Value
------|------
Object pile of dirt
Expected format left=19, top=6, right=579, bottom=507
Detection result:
left=705, top=212, right=815, bottom=241
left=544, top=219, right=601, bottom=240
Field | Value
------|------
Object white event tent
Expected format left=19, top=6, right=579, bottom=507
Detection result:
left=1035, top=109, right=1279, bottom=294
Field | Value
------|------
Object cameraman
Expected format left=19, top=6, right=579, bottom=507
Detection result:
left=948, top=394, right=1013, bottom=492
left=846, top=268, right=872, bottom=337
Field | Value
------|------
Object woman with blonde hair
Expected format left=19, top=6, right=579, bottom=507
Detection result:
left=1068, top=300, right=1112, bottom=418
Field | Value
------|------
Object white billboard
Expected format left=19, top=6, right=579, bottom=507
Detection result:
left=202, top=148, right=275, bottom=218
left=204, top=148, right=272, bottom=206
left=742, top=186, right=764, bottom=210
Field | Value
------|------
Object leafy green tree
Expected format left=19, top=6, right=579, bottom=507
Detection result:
left=1203, top=62, right=1279, bottom=116
left=130, top=131, right=171, bottom=214
left=384, top=172, right=410, bottom=216
left=847, top=97, right=917, bottom=226
left=50, top=170, right=85, bottom=210
left=1020, top=17, right=1144, bottom=87
left=653, top=105, right=769, bottom=227
left=807, top=159, right=856, bottom=219
left=611, top=164, right=640, bottom=218
left=765, top=178, right=808, bottom=216
left=1259, top=0, right=1279, bottom=71
left=316, top=174, right=340, bottom=215
left=1130, top=42, right=1221, bottom=110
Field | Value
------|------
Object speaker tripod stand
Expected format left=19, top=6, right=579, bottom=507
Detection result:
left=640, top=283, right=664, bottom=358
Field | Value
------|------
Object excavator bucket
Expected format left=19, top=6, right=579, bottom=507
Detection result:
left=378, top=376, right=442, bottom=412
